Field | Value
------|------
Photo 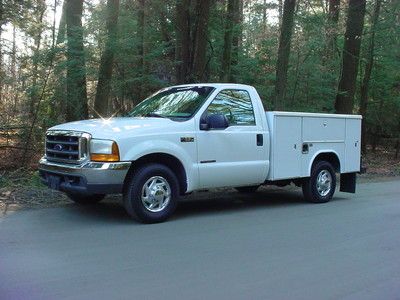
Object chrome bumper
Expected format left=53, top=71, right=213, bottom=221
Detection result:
left=38, top=157, right=131, bottom=195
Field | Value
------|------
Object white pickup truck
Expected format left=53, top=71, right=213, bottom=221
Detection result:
left=39, top=84, right=361, bottom=223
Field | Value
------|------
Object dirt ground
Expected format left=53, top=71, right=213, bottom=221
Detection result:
left=1, top=149, right=399, bottom=217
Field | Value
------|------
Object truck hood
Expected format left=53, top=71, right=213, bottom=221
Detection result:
left=49, top=117, right=182, bottom=139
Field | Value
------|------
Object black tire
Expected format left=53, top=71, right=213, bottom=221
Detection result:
left=66, top=193, right=105, bottom=205
left=235, top=185, right=259, bottom=193
left=302, top=160, right=336, bottom=203
left=123, top=163, right=179, bottom=223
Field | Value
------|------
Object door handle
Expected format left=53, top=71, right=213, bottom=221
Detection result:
left=256, top=134, right=263, bottom=146
left=302, top=143, right=309, bottom=154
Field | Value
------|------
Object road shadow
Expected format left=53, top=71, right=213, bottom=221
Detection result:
left=175, top=187, right=305, bottom=219
left=59, top=186, right=347, bottom=224
left=67, top=200, right=133, bottom=224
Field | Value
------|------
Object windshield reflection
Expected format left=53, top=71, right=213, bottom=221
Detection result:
left=127, top=86, right=215, bottom=120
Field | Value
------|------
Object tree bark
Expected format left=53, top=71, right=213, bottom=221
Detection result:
left=231, top=0, right=242, bottom=81
left=273, top=0, right=296, bottom=110
left=192, top=0, right=211, bottom=82
left=334, top=0, right=366, bottom=114
left=175, top=0, right=191, bottom=83
left=66, top=0, right=88, bottom=121
left=359, top=0, right=381, bottom=153
left=94, top=0, right=119, bottom=117
left=137, top=0, right=145, bottom=99
left=220, top=0, right=237, bottom=82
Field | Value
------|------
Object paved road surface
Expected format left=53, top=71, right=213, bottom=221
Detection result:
left=1, top=180, right=400, bottom=300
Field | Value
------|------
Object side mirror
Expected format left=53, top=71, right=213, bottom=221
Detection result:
left=200, top=113, right=229, bottom=130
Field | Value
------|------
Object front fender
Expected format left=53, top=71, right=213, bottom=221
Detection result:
left=121, top=139, right=197, bottom=191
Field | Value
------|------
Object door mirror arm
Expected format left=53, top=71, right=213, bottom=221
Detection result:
left=200, top=122, right=209, bottom=131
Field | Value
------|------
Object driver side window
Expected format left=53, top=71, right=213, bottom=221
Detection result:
left=206, top=89, right=256, bottom=126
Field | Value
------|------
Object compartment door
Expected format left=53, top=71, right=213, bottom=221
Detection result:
left=273, top=116, right=302, bottom=179
left=344, top=118, right=361, bottom=172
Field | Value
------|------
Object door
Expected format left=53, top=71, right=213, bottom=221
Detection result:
left=273, top=116, right=302, bottom=179
left=196, top=89, right=268, bottom=188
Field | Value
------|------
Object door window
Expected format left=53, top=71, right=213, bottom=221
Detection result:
left=206, top=90, right=256, bottom=126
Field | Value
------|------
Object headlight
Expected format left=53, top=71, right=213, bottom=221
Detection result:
left=90, top=139, right=120, bottom=162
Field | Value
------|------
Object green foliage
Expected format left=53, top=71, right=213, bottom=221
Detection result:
left=359, top=0, right=400, bottom=138
left=0, top=0, right=399, bottom=167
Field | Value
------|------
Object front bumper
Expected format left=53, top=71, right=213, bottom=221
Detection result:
left=38, top=157, right=131, bottom=195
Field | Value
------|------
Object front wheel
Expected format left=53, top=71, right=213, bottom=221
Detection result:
left=302, top=161, right=336, bottom=203
left=123, top=163, right=179, bottom=223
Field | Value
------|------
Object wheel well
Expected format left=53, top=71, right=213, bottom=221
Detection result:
left=125, top=153, right=188, bottom=195
left=312, top=152, right=341, bottom=173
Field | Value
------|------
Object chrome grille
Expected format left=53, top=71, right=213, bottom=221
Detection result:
left=45, top=131, right=89, bottom=164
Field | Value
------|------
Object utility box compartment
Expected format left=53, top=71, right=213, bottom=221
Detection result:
left=266, top=112, right=362, bottom=181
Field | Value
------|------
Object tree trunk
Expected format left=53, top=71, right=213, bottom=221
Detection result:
left=273, top=0, right=296, bottom=110
left=192, top=0, right=211, bottom=82
left=231, top=0, right=243, bottom=81
left=29, top=0, right=46, bottom=118
left=137, top=0, right=146, bottom=99
left=175, top=0, right=191, bottom=83
left=334, top=0, right=366, bottom=114
left=278, top=0, right=283, bottom=26
left=0, top=0, right=3, bottom=104
left=220, top=0, right=237, bottom=82
left=66, top=0, right=88, bottom=121
left=94, top=0, right=119, bottom=117
left=11, top=24, right=17, bottom=112
left=326, top=0, right=340, bottom=58
left=57, top=0, right=67, bottom=44
left=359, top=0, right=381, bottom=153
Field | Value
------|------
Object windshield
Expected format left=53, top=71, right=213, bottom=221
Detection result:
left=127, top=86, right=215, bottom=120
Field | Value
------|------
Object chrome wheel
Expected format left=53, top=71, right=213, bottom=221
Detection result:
left=141, top=176, right=171, bottom=213
left=316, top=169, right=332, bottom=197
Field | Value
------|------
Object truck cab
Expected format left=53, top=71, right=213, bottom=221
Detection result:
left=39, top=84, right=361, bottom=223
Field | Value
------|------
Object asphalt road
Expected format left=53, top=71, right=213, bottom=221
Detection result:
left=1, top=180, right=400, bottom=300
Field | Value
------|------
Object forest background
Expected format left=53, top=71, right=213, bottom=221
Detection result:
left=0, top=0, right=399, bottom=172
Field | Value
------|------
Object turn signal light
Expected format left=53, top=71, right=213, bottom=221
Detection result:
left=90, top=142, right=120, bottom=162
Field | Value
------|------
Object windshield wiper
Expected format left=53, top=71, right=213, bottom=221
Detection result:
left=144, top=113, right=167, bottom=118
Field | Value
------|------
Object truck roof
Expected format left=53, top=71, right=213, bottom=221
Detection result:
left=169, top=83, right=254, bottom=89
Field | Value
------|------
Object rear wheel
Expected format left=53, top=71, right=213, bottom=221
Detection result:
left=235, top=185, right=259, bottom=193
left=302, top=161, right=336, bottom=203
left=66, top=193, right=105, bottom=205
left=123, top=163, right=179, bottom=223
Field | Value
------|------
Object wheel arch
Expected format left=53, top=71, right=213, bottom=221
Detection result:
left=309, top=151, right=341, bottom=175
left=124, top=153, right=188, bottom=195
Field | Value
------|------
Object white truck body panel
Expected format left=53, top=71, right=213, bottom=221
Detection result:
left=266, top=112, right=362, bottom=181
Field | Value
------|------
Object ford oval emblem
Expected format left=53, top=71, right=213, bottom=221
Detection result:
left=54, top=144, right=63, bottom=151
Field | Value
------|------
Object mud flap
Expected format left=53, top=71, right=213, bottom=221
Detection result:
left=340, top=173, right=356, bottom=193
